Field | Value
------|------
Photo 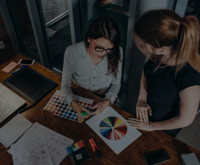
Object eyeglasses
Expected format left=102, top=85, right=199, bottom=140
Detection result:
left=92, top=39, right=114, bottom=54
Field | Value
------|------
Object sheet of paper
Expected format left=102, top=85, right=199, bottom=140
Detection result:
left=12, top=156, right=21, bottom=165
left=86, top=106, right=142, bottom=154
left=0, top=114, right=32, bottom=147
left=32, top=122, right=74, bottom=165
left=9, top=127, right=53, bottom=165
left=0, top=139, right=8, bottom=148
left=32, top=122, right=74, bottom=148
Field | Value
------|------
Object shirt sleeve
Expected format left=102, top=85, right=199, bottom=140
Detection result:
left=104, top=47, right=123, bottom=104
left=178, top=67, right=200, bottom=93
left=60, top=47, right=75, bottom=105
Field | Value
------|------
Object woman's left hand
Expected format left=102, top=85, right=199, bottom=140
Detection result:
left=126, top=118, right=152, bottom=131
left=91, top=99, right=110, bottom=115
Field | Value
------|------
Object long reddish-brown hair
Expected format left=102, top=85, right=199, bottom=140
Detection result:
left=133, top=9, right=200, bottom=73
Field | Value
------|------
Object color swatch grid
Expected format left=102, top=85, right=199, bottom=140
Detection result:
left=99, top=117, right=127, bottom=140
left=43, top=90, right=93, bottom=123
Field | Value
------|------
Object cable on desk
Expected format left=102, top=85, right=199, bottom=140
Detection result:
left=17, top=103, right=36, bottom=114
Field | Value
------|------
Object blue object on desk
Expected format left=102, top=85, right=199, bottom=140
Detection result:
left=11, top=65, right=25, bottom=75
left=66, top=147, right=73, bottom=154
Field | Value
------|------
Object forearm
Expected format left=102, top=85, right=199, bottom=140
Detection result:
left=151, top=116, right=193, bottom=131
left=138, top=70, right=147, bottom=100
left=60, top=86, right=74, bottom=105
left=105, top=82, right=120, bottom=104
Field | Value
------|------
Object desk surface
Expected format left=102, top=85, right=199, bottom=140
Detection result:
left=0, top=54, right=200, bottom=165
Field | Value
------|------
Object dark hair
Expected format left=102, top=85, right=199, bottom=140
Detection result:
left=84, top=17, right=121, bottom=78
left=133, top=9, right=200, bottom=73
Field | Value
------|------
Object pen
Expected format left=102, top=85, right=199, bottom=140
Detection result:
left=11, top=65, right=25, bottom=75
left=17, top=103, right=35, bottom=114
left=89, top=138, right=102, bottom=158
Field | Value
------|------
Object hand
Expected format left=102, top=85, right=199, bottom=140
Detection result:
left=126, top=118, right=152, bottom=131
left=136, top=99, right=152, bottom=123
left=91, top=99, right=110, bottom=115
left=71, top=101, right=91, bottom=120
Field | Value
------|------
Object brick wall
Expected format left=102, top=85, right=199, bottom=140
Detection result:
left=0, top=11, right=15, bottom=65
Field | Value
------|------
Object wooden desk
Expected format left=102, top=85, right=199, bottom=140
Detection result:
left=0, top=54, right=200, bottom=165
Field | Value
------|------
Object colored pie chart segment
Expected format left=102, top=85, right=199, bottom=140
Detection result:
left=99, top=117, right=127, bottom=140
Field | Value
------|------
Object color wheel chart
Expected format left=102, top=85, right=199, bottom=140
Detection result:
left=99, top=117, right=127, bottom=140
left=43, top=90, right=93, bottom=123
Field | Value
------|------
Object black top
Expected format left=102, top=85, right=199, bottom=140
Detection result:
left=144, top=60, right=200, bottom=122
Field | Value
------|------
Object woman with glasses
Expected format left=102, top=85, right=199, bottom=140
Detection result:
left=61, top=17, right=122, bottom=120
left=127, top=9, right=200, bottom=137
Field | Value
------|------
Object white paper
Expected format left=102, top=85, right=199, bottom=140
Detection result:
left=45, top=138, right=66, bottom=165
left=86, top=106, right=142, bottom=154
left=32, top=122, right=74, bottom=165
left=8, top=127, right=54, bottom=165
left=0, top=114, right=32, bottom=147
left=181, top=153, right=200, bottom=165
left=12, top=156, right=21, bottom=165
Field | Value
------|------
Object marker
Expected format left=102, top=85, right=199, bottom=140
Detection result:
left=74, top=143, right=80, bottom=149
left=89, top=138, right=102, bottom=158
left=70, top=145, right=75, bottom=151
left=81, top=111, right=93, bottom=116
left=77, top=141, right=84, bottom=148
left=66, top=147, right=73, bottom=154
left=11, top=65, right=25, bottom=75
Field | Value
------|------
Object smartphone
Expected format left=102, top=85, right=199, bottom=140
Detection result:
left=143, top=148, right=171, bottom=165
left=18, top=59, right=35, bottom=65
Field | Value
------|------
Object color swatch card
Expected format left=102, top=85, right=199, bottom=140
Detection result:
left=86, top=106, right=142, bottom=155
left=99, top=117, right=127, bottom=140
left=43, top=90, right=93, bottom=123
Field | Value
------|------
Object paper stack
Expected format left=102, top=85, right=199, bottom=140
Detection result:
left=0, top=114, right=74, bottom=165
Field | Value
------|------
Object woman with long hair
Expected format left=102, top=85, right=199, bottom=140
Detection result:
left=127, top=9, right=200, bottom=137
left=61, top=17, right=122, bottom=120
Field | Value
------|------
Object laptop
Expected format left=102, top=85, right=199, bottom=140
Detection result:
left=0, top=83, right=26, bottom=123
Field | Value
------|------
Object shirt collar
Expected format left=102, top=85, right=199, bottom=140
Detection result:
left=82, top=46, right=108, bottom=63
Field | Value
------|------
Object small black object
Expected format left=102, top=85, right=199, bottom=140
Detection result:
left=71, top=147, right=91, bottom=165
left=94, top=148, right=102, bottom=158
left=68, top=139, right=92, bottom=165
left=143, top=148, right=171, bottom=165
left=18, top=103, right=36, bottom=114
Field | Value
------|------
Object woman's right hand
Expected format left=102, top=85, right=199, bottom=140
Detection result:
left=71, top=101, right=91, bottom=120
left=136, top=99, right=152, bottom=123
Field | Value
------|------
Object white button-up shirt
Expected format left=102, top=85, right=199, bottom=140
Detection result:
left=61, top=42, right=123, bottom=105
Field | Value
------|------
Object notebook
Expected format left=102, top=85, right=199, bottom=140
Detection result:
left=0, top=114, right=32, bottom=147
left=0, top=83, right=26, bottom=123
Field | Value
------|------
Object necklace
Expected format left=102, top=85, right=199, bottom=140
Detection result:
left=93, top=53, right=98, bottom=60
